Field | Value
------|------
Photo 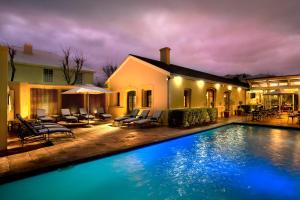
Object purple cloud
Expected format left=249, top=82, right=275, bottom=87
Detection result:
left=1, top=0, right=300, bottom=81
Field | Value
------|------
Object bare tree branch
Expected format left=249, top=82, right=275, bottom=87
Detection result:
left=102, top=64, right=118, bottom=79
left=61, top=48, right=73, bottom=84
left=72, top=54, right=85, bottom=85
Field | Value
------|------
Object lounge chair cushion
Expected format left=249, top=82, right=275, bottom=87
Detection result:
left=134, top=119, right=151, bottom=125
left=81, top=114, right=95, bottom=119
left=114, top=116, right=129, bottom=122
left=37, top=127, right=71, bottom=134
left=65, top=116, right=78, bottom=121
left=38, top=116, right=55, bottom=122
left=123, top=117, right=139, bottom=123
left=100, top=113, right=112, bottom=118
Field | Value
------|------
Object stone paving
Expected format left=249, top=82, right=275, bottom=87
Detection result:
left=0, top=115, right=299, bottom=183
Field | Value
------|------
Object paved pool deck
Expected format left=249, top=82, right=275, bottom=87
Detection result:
left=0, top=115, right=299, bottom=183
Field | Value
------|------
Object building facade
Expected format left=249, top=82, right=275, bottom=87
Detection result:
left=106, top=47, right=248, bottom=122
left=247, top=75, right=300, bottom=111
left=8, top=44, right=94, bottom=85
left=7, top=44, right=96, bottom=120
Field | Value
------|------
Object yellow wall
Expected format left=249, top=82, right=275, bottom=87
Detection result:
left=169, top=76, right=246, bottom=116
left=8, top=62, right=94, bottom=85
left=0, top=46, right=8, bottom=151
left=8, top=82, right=76, bottom=119
left=106, top=56, right=169, bottom=120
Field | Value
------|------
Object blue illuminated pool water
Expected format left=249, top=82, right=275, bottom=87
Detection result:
left=1, top=125, right=300, bottom=200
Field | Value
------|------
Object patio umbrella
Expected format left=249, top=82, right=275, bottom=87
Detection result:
left=62, top=84, right=112, bottom=126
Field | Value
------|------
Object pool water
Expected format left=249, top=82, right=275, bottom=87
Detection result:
left=1, top=125, right=300, bottom=200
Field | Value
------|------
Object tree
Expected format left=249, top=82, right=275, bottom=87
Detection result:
left=61, top=48, right=85, bottom=85
left=8, top=46, right=17, bottom=81
left=71, top=54, right=85, bottom=85
left=61, top=48, right=72, bottom=85
left=102, top=64, right=118, bottom=79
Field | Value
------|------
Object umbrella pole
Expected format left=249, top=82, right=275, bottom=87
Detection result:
left=87, top=93, right=90, bottom=125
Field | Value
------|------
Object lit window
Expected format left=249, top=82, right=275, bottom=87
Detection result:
left=116, top=92, right=120, bottom=106
left=43, top=68, right=53, bottom=82
left=184, top=89, right=192, bottom=108
left=206, top=88, right=216, bottom=108
left=142, top=90, right=152, bottom=107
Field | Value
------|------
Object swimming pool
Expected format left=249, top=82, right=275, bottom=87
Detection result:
left=1, top=124, right=300, bottom=200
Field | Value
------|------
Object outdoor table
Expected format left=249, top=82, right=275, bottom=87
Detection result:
left=288, top=114, right=298, bottom=124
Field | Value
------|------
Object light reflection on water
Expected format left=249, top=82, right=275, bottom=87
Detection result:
left=1, top=125, right=300, bottom=200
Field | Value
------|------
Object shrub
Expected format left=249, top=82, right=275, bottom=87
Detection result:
left=168, top=108, right=217, bottom=128
left=207, top=108, right=218, bottom=122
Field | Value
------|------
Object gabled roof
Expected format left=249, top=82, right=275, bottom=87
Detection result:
left=130, top=54, right=249, bottom=87
left=11, top=46, right=94, bottom=72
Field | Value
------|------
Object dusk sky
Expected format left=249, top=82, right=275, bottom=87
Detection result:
left=1, top=0, right=300, bottom=80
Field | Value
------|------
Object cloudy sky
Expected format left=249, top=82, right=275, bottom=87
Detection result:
left=1, top=0, right=300, bottom=80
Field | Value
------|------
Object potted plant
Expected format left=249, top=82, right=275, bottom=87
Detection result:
left=237, top=101, right=243, bottom=116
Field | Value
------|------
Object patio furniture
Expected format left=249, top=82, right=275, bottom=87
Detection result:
left=113, top=109, right=140, bottom=126
left=36, top=109, right=55, bottom=122
left=134, top=110, right=163, bottom=127
left=79, top=108, right=95, bottom=120
left=123, top=109, right=150, bottom=125
left=288, top=111, right=298, bottom=124
left=16, top=114, right=74, bottom=145
left=61, top=109, right=79, bottom=122
left=97, top=107, right=112, bottom=120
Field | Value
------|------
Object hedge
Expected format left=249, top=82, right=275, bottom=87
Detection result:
left=168, top=108, right=218, bottom=128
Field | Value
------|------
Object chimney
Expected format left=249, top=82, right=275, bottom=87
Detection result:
left=160, top=47, right=171, bottom=65
left=23, top=43, right=33, bottom=54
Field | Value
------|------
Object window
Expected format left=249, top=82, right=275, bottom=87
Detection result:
left=43, top=69, right=53, bottom=82
left=206, top=88, right=216, bottom=108
left=116, top=92, right=120, bottom=106
left=76, top=73, right=83, bottom=84
left=250, top=93, right=256, bottom=99
left=184, top=89, right=191, bottom=108
left=142, top=90, right=152, bottom=107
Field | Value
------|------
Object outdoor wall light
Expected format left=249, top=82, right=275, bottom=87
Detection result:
left=228, top=85, right=232, bottom=90
left=174, top=76, right=183, bottom=86
left=237, top=87, right=241, bottom=92
left=197, top=80, right=205, bottom=88
left=215, top=83, right=220, bottom=90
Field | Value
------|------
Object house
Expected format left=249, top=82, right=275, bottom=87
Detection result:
left=6, top=44, right=100, bottom=120
left=246, top=75, right=300, bottom=111
left=106, top=47, right=248, bottom=122
left=8, top=43, right=94, bottom=85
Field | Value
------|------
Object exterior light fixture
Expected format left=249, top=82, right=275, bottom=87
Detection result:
left=174, top=76, right=183, bottom=86
left=237, top=87, right=241, bottom=92
left=197, top=80, right=205, bottom=88
left=227, top=85, right=232, bottom=90
left=215, top=83, right=220, bottom=90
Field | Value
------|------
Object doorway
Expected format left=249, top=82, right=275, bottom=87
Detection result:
left=127, top=91, right=136, bottom=113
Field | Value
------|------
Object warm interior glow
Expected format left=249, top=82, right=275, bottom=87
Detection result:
left=227, top=85, right=232, bottom=90
left=174, top=76, right=183, bottom=86
left=197, top=80, right=205, bottom=88
left=215, top=83, right=220, bottom=90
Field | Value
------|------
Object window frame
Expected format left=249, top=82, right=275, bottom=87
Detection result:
left=43, top=68, right=53, bottom=83
left=142, top=90, right=152, bottom=108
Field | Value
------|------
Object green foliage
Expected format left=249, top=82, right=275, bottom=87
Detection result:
left=168, top=108, right=218, bottom=128
left=207, top=108, right=218, bottom=122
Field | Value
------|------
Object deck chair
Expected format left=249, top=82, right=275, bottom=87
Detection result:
left=134, top=110, right=163, bottom=127
left=97, top=107, right=112, bottom=120
left=79, top=108, right=95, bottom=120
left=36, top=109, right=55, bottom=122
left=114, top=109, right=140, bottom=122
left=123, top=109, right=150, bottom=124
left=16, top=114, right=74, bottom=144
left=61, top=109, right=78, bottom=122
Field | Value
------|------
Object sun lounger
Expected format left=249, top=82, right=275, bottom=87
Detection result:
left=36, top=109, right=55, bottom=122
left=114, top=109, right=140, bottom=122
left=134, top=110, right=163, bottom=127
left=16, top=114, right=74, bottom=144
left=61, top=109, right=78, bottom=122
left=97, top=107, right=112, bottom=120
left=79, top=108, right=95, bottom=120
left=123, top=109, right=150, bottom=124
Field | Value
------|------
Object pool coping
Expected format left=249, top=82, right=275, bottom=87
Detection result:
left=1, top=121, right=299, bottom=184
